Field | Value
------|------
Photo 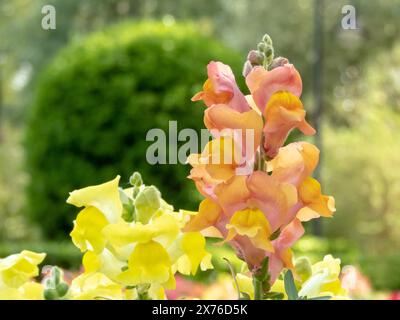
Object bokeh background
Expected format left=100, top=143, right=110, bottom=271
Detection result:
left=1, top=0, right=400, bottom=298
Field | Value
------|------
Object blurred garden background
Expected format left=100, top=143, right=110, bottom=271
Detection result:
left=1, top=0, right=400, bottom=298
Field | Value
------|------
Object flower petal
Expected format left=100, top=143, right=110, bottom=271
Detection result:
left=117, top=241, right=172, bottom=286
left=246, top=64, right=302, bottom=113
left=225, top=208, right=274, bottom=252
left=204, top=104, right=263, bottom=157
left=184, top=198, right=222, bottom=232
left=67, top=176, right=122, bottom=223
left=269, top=142, right=320, bottom=187
left=297, top=177, right=336, bottom=221
left=192, top=61, right=249, bottom=112
left=262, top=92, right=315, bottom=158
left=70, top=207, right=109, bottom=253
left=247, top=171, right=298, bottom=229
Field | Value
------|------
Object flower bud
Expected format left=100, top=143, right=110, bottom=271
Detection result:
left=56, top=282, right=69, bottom=297
left=247, top=50, right=265, bottom=66
left=129, top=172, right=143, bottom=187
left=270, top=56, right=289, bottom=69
left=44, top=288, right=58, bottom=300
left=257, top=42, right=267, bottom=53
left=242, top=60, right=254, bottom=77
left=262, top=34, right=273, bottom=46
left=295, top=257, right=312, bottom=282
left=122, top=200, right=136, bottom=222
left=134, top=185, right=161, bottom=224
left=51, top=266, right=61, bottom=284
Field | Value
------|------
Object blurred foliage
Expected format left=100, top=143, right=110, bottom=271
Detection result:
left=25, top=21, right=242, bottom=239
left=323, top=44, right=400, bottom=254
left=293, top=235, right=360, bottom=266
left=0, top=122, right=39, bottom=241
left=360, top=254, right=400, bottom=291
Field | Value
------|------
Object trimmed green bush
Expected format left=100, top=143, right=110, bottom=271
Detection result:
left=26, top=21, right=243, bottom=239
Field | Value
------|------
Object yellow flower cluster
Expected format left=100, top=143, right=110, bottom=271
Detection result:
left=66, top=174, right=212, bottom=299
left=235, top=254, right=348, bottom=300
left=0, top=251, right=46, bottom=300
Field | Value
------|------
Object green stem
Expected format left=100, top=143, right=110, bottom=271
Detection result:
left=254, top=132, right=267, bottom=172
left=253, top=276, right=263, bottom=300
left=223, top=258, right=241, bottom=300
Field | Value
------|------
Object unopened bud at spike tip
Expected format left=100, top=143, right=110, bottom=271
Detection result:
left=270, top=56, right=289, bottom=69
left=247, top=50, right=265, bottom=65
left=242, top=60, right=254, bottom=77
left=129, top=172, right=143, bottom=187
left=257, top=42, right=267, bottom=53
left=262, top=34, right=273, bottom=45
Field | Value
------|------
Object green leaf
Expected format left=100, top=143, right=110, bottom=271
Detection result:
left=284, top=270, right=298, bottom=300
left=269, top=228, right=281, bottom=241
left=264, top=291, right=285, bottom=300
left=239, top=292, right=251, bottom=300
left=223, top=257, right=241, bottom=300
left=306, top=296, right=332, bottom=300
left=255, top=256, right=270, bottom=282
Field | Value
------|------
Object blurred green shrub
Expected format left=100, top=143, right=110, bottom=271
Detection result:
left=359, top=254, right=400, bottom=291
left=26, top=20, right=243, bottom=239
left=293, top=235, right=360, bottom=266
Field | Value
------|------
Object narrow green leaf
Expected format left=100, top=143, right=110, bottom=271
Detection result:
left=264, top=292, right=285, bottom=300
left=306, top=296, right=332, bottom=300
left=239, top=292, right=251, bottom=300
left=223, top=258, right=241, bottom=300
left=255, top=256, right=270, bottom=282
left=284, top=270, right=298, bottom=300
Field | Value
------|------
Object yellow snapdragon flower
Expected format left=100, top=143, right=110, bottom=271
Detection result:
left=0, top=282, right=44, bottom=300
left=297, top=255, right=348, bottom=299
left=69, top=272, right=123, bottom=300
left=0, top=250, right=46, bottom=288
left=233, top=255, right=347, bottom=300
left=0, top=250, right=46, bottom=300
left=68, top=176, right=122, bottom=253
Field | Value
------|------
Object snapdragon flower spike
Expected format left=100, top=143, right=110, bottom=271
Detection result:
left=187, top=34, right=335, bottom=288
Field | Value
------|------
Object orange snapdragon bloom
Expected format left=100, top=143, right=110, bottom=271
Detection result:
left=192, top=61, right=315, bottom=158
left=192, top=61, right=249, bottom=112
left=187, top=136, right=243, bottom=198
left=261, top=92, right=316, bottom=158
left=268, top=142, right=336, bottom=222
